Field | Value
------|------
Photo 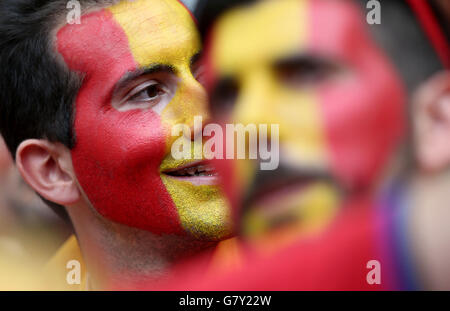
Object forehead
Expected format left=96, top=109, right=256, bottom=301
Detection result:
left=57, top=0, right=200, bottom=70
left=211, top=0, right=368, bottom=74
left=108, top=0, right=200, bottom=66
left=212, top=0, right=304, bottom=74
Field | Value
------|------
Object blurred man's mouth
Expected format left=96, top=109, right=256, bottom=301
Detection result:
left=241, top=161, right=341, bottom=238
left=246, top=176, right=319, bottom=210
left=245, top=163, right=334, bottom=205
left=241, top=161, right=340, bottom=220
left=162, top=160, right=219, bottom=186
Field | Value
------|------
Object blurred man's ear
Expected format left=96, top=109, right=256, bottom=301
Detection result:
left=413, top=71, right=450, bottom=173
left=15, top=140, right=81, bottom=206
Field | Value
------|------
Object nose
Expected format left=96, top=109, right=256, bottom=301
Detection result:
left=230, top=68, right=328, bottom=169
left=185, top=77, right=209, bottom=142
left=231, top=68, right=283, bottom=149
left=233, top=68, right=278, bottom=126
left=164, top=72, right=209, bottom=153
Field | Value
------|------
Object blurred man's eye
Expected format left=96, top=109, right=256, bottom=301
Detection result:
left=210, top=77, right=239, bottom=119
left=192, top=63, right=207, bottom=86
left=190, top=53, right=206, bottom=85
left=275, top=56, right=342, bottom=88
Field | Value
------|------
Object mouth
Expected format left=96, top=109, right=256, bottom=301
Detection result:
left=242, top=173, right=340, bottom=237
left=243, top=163, right=337, bottom=212
left=245, top=177, right=315, bottom=210
left=162, top=160, right=219, bottom=186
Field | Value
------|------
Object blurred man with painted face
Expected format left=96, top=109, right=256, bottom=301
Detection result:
left=0, top=0, right=234, bottom=290
left=155, top=0, right=448, bottom=290
left=200, top=0, right=407, bottom=250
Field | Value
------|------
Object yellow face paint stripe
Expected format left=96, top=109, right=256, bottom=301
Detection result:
left=109, top=0, right=232, bottom=240
left=212, top=0, right=329, bottom=167
left=209, top=0, right=339, bottom=243
left=212, top=0, right=307, bottom=75
left=108, top=0, right=200, bottom=67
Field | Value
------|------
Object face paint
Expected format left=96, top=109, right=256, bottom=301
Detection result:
left=242, top=182, right=340, bottom=253
left=309, top=0, right=406, bottom=187
left=57, top=0, right=232, bottom=239
left=207, top=0, right=405, bottom=238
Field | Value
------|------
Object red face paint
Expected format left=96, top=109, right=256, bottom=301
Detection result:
left=205, top=0, right=407, bottom=234
left=310, top=0, right=406, bottom=188
left=57, top=10, right=183, bottom=234
left=208, top=0, right=406, bottom=199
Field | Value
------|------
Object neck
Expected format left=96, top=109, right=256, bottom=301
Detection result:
left=407, top=170, right=450, bottom=290
left=67, top=201, right=217, bottom=290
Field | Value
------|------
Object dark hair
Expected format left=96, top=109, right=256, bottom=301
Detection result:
left=0, top=0, right=114, bottom=220
left=193, top=0, right=258, bottom=38
left=0, top=0, right=119, bottom=158
left=362, top=0, right=444, bottom=93
left=0, top=0, right=78, bottom=158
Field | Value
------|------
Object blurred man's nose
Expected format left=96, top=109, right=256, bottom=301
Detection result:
left=231, top=67, right=328, bottom=169
left=233, top=68, right=278, bottom=127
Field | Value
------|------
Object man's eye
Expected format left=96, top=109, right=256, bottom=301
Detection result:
left=275, top=58, right=342, bottom=88
left=210, top=77, right=239, bottom=119
left=128, top=82, right=166, bottom=103
left=113, top=74, right=176, bottom=112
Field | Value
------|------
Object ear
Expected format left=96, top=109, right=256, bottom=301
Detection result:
left=15, top=139, right=81, bottom=206
left=413, top=71, right=450, bottom=173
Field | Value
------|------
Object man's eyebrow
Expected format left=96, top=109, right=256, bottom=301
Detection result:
left=114, top=64, right=176, bottom=93
left=273, top=53, right=341, bottom=70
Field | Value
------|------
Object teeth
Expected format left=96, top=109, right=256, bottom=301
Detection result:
left=188, top=168, right=196, bottom=176
left=166, top=163, right=217, bottom=177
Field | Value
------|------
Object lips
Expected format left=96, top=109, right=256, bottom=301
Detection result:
left=245, top=178, right=317, bottom=217
left=162, top=160, right=219, bottom=186
left=164, top=161, right=217, bottom=177
left=242, top=162, right=337, bottom=212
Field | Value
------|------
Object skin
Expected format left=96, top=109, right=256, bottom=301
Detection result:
left=0, top=136, right=16, bottom=231
left=204, top=0, right=450, bottom=289
left=57, top=0, right=232, bottom=240
left=0, top=135, right=71, bottom=290
left=0, top=136, right=11, bottom=177
left=408, top=71, right=450, bottom=289
left=15, top=0, right=232, bottom=289
left=206, top=0, right=405, bottom=247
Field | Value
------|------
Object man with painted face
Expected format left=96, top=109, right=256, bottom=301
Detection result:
left=0, top=0, right=234, bottom=290
left=198, top=0, right=408, bottom=252
left=153, top=0, right=449, bottom=290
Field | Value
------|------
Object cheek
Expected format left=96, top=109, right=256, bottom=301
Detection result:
left=319, top=70, right=405, bottom=188
left=72, top=103, right=184, bottom=234
left=308, top=0, right=406, bottom=188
